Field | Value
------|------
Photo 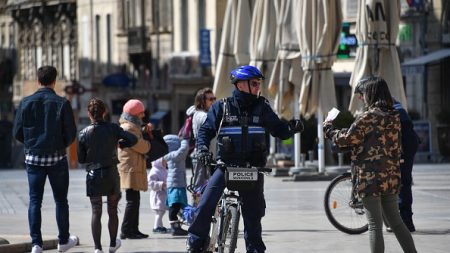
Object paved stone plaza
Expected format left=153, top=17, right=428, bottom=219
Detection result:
left=0, top=164, right=449, bottom=253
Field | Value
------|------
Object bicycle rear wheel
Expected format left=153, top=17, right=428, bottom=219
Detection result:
left=324, top=173, right=368, bottom=234
left=218, top=205, right=240, bottom=253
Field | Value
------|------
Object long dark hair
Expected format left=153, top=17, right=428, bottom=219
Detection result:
left=194, top=87, right=213, bottom=111
left=359, top=76, right=393, bottom=108
left=87, top=97, right=106, bottom=122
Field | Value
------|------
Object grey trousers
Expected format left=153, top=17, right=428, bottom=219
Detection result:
left=362, top=194, right=417, bottom=253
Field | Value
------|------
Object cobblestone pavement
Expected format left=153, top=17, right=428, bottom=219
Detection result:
left=0, top=164, right=449, bottom=253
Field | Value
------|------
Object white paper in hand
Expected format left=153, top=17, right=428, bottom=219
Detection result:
left=325, top=107, right=340, bottom=122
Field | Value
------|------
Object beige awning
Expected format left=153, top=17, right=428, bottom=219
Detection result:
left=402, top=49, right=450, bottom=66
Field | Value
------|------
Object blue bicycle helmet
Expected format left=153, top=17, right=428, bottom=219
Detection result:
left=230, top=65, right=265, bottom=84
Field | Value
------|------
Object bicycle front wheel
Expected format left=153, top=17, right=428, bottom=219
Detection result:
left=324, top=173, right=368, bottom=234
left=218, top=204, right=240, bottom=253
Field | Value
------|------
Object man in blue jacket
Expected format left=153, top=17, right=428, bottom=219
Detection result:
left=13, top=66, right=78, bottom=253
left=393, top=100, right=419, bottom=232
left=186, top=65, right=304, bottom=253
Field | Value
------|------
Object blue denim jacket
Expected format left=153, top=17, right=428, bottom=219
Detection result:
left=13, top=87, right=77, bottom=156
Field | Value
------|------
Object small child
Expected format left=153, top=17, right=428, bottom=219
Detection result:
left=148, top=157, right=169, bottom=233
left=163, top=134, right=190, bottom=236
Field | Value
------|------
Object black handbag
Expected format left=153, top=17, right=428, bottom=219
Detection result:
left=143, top=129, right=169, bottom=162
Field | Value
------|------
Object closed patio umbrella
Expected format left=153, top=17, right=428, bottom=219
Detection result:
left=249, top=0, right=278, bottom=98
left=267, top=0, right=302, bottom=120
left=348, top=0, right=407, bottom=113
left=297, top=0, right=342, bottom=117
left=296, top=0, right=342, bottom=172
left=213, top=0, right=255, bottom=99
left=266, top=0, right=303, bottom=165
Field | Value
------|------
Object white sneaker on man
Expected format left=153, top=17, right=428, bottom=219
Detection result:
left=94, top=249, right=103, bottom=253
left=57, top=235, right=79, bottom=252
left=109, top=239, right=121, bottom=253
left=31, top=245, right=43, bottom=253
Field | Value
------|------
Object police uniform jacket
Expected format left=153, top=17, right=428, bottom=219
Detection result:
left=197, top=89, right=294, bottom=167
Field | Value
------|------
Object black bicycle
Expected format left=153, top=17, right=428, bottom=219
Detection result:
left=205, top=163, right=272, bottom=253
left=324, top=171, right=368, bottom=234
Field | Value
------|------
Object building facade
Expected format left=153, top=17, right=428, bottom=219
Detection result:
left=4, top=0, right=450, bottom=161
left=76, top=0, right=224, bottom=133
left=7, top=0, right=77, bottom=105
left=0, top=0, right=15, bottom=121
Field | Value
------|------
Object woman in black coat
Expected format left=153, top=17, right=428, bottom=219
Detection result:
left=78, top=98, right=137, bottom=253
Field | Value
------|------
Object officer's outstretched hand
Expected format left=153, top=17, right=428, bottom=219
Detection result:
left=288, top=119, right=304, bottom=133
left=198, top=150, right=213, bottom=167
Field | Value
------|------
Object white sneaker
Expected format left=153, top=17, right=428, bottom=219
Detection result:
left=31, top=245, right=43, bottom=253
left=94, top=249, right=104, bottom=253
left=109, top=239, right=121, bottom=253
left=57, top=235, right=79, bottom=252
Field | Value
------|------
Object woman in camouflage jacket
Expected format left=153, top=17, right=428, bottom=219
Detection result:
left=323, top=77, right=417, bottom=253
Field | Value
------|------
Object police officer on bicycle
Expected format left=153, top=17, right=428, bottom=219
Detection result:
left=186, top=65, right=304, bottom=253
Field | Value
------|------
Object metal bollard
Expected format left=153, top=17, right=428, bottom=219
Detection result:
left=338, top=152, right=344, bottom=167
left=300, top=153, right=306, bottom=167
left=308, top=150, right=314, bottom=163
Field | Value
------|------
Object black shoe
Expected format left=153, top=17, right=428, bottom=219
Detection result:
left=120, top=233, right=146, bottom=239
left=152, top=227, right=168, bottom=233
left=173, top=228, right=189, bottom=236
left=171, top=221, right=188, bottom=236
left=136, top=230, right=149, bottom=238
left=186, top=243, right=202, bottom=253
left=406, top=224, right=416, bottom=232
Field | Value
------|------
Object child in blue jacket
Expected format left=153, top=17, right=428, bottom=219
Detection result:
left=163, top=134, right=190, bottom=236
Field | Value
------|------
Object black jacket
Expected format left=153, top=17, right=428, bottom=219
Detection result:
left=78, top=121, right=137, bottom=170
left=13, top=87, right=77, bottom=155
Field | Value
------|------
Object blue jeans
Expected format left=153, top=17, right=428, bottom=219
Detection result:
left=27, top=157, right=70, bottom=246
left=188, top=167, right=266, bottom=252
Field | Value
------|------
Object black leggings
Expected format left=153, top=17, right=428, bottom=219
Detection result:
left=121, top=189, right=141, bottom=234
left=90, top=194, right=121, bottom=250
left=169, top=203, right=183, bottom=221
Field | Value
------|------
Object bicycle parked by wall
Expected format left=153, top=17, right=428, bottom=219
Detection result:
left=324, top=168, right=368, bottom=234
left=204, top=162, right=272, bottom=253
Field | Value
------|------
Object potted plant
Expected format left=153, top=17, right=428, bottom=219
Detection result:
left=436, top=109, right=450, bottom=156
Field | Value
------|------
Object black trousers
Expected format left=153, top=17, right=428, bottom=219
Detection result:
left=121, top=189, right=140, bottom=234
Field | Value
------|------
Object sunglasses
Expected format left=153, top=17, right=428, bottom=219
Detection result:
left=206, top=97, right=216, bottom=102
left=249, top=81, right=261, bottom=88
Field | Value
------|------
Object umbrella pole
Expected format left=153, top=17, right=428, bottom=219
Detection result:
left=317, top=107, right=325, bottom=173
left=269, top=136, right=276, bottom=164
left=267, top=59, right=287, bottom=165
left=294, top=87, right=301, bottom=168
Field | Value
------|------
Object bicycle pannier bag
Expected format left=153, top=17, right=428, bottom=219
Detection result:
left=225, top=167, right=258, bottom=191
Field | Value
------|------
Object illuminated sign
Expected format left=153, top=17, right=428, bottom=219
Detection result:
left=337, top=22, right=358, bottom=59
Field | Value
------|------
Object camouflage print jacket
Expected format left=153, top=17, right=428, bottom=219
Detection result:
left=323, top=106, right=402, bottom=198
